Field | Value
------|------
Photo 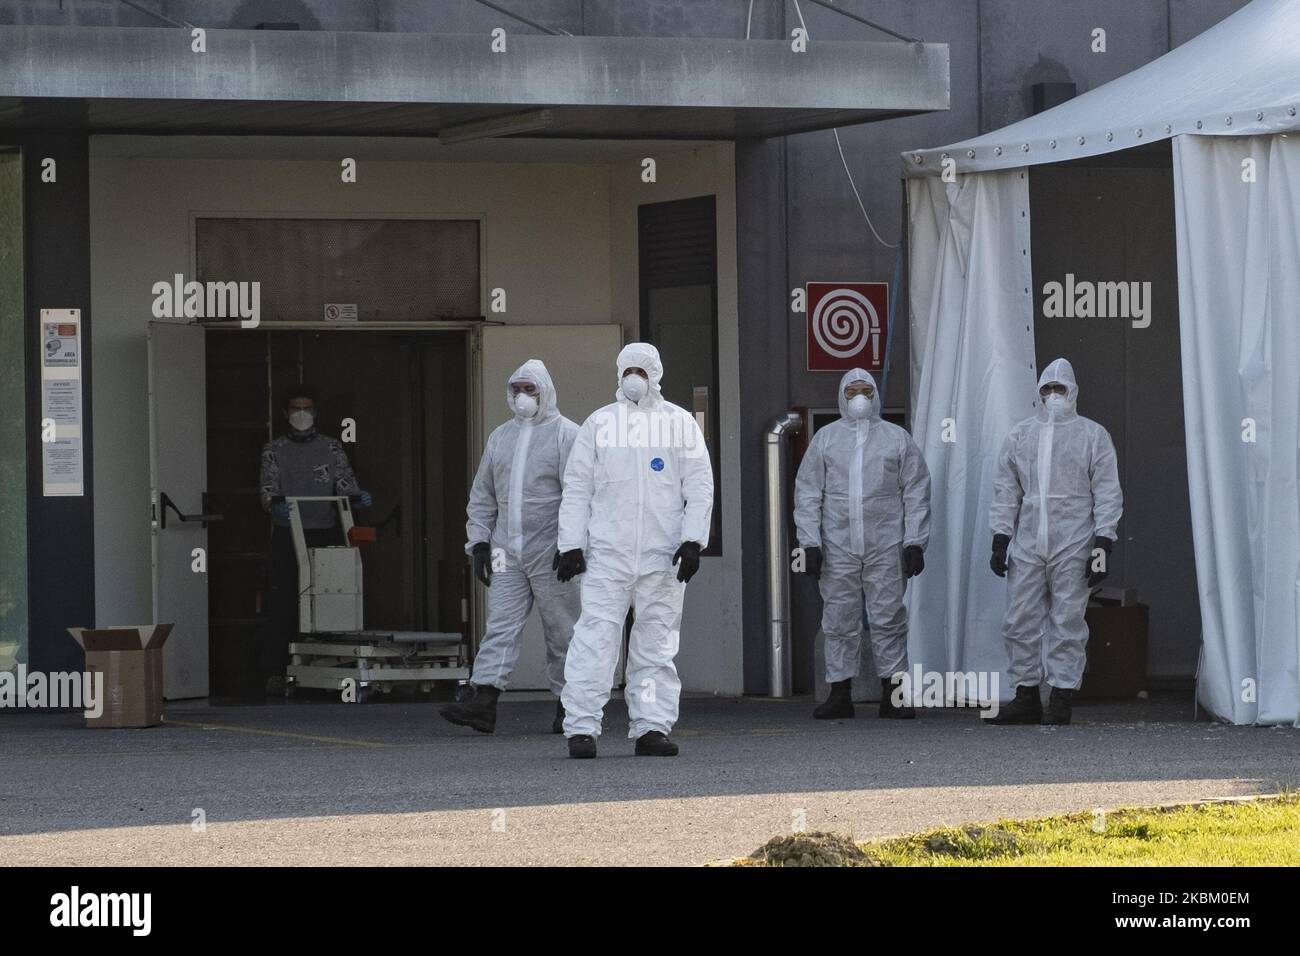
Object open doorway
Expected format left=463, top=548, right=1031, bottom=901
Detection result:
left=1029, top=142, right=1197, bottom=686
left=203, top=329, right=469, bottom=700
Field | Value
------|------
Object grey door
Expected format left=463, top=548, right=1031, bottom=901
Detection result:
left=149, top=321, right=210, bottom=699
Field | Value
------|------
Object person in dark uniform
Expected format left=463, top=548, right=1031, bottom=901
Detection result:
left=259, top=384, right=371, bottom=695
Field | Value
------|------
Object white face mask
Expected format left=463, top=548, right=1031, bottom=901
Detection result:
left=1044, top=393, right=1069, bottom=413
left=621, top=373, right=648, bottom=403
left=289, top=410, right=314, bottom=432
left=514, top=393, right=539, bottom=419
left=846, top=394, right=872, bottom=420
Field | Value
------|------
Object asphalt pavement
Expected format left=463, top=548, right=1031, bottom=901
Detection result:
left=2, top=692, right=1296, bottom=865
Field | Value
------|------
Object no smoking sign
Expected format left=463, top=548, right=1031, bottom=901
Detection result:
left=805, top=281, right=888, bottom=372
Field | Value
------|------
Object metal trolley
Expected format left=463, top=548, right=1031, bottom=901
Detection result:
left=279, top=495, right=468, bottom=703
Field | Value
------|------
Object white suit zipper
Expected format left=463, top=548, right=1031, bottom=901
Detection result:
left=849, top=418, right=869, bottom=556
left=508, top=422, right=532, bottom=560
left=633, top=404, right=644, bottom=575
left=1036, top=416, right=1054, bottom=557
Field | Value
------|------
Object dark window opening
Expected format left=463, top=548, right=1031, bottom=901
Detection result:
left=638, top=195, right=723, bottom=556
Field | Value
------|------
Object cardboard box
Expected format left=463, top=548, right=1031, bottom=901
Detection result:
left=67, top=625, right=173, bottom=728
left=1079, top=603, right=1148, bottom=699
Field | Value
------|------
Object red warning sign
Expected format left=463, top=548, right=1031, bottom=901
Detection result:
left=806, top=281, right=888, bottom=372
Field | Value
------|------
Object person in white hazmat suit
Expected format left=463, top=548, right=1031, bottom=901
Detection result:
left=986, top=358, right=1123, bottom=726
left=553, top=342, right=714, bottom=759
left=440, top=359, right=580, bottom=735
left=794, top=369, right=931, bottom=720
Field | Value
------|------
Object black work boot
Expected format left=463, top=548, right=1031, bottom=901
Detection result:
left=439, top=684, right=500, bottom=734
left=983, top=684, right=1042, bottom=725
left=568, top=734, right=597, bottom=759
left=813, top=679, right=855, bottom=719
left=551, top=698, right=565, bottom=735
left=878, top=676, right=916, bottom=719
left=1042, top=686, right=1075, bottom=725
left=634, top=731, right=679, bottom=756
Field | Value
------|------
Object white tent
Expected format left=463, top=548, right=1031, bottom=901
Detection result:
left=901, top=0, right=1300, bottom=726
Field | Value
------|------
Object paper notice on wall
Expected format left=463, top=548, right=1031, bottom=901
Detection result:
left=43, top=438, right=83, bottom=489
left=42, top=377, right=81, bottom=425
left=40, top=309, right=84, bottom=496
left=42, top=320, right=80, bottom=367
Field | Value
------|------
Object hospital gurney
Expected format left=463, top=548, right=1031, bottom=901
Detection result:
left=278, top=495, right=469, bottom=702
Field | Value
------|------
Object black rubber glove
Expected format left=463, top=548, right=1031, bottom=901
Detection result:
left=903, top=545, right=925, bottom=578
left=802, top=545, right=823, bottom=580
left=471, top=542, right=492, bottom=587
left=553, top=548, right=586, bottom=583
left=1087, top=536, right=1114, bottom=588
left=990, top=533, right=1011, bottom=578
left=672, top=541, right=702, bottom=583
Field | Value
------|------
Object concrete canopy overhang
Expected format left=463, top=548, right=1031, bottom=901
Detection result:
left=0, top=26, right=949, bottom=139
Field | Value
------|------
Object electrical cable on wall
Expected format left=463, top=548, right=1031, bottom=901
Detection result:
left=790, top=0, right=897, bottom=249
left=788, top=0, right=904, bottom=391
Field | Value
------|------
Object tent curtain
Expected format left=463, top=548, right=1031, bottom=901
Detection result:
left=904, top=170, right=1038, bottom=696
left=1173, top=133, right=1300, bottom=726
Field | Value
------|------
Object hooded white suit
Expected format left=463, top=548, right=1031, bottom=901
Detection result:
left=990, top=358, right=1123, bottom=689
left=793, top=369, right=931, bottom=682
left=557, top=343, right=714, bottom=739
left=465, top=359, right=581, bottom=693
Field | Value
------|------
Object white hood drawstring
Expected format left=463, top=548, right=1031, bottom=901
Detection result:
left=506, top=358, right=561, bottom=426
left=615, top=342, right=665, bottom=407
left=837, top=367, right=882, bottom=422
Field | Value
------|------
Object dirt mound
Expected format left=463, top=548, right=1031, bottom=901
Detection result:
left=750, top=831, right=878, bottom=867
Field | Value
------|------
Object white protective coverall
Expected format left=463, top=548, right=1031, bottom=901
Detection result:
left=793, top=369, right=931, bottom=682
left=557, top=343, right=714, bottom=738
left=990, top=358, right=1123, bottom=689
left=465, top=360, right=581, bottom=693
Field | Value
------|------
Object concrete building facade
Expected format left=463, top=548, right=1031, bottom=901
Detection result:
left=0, top=0, right=1248, bottom=701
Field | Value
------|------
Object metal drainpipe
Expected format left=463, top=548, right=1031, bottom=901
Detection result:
left=765, top=411, right=804, bottom=698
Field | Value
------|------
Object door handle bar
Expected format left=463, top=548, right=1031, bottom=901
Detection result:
left=159, top=491, right=225, bottom=530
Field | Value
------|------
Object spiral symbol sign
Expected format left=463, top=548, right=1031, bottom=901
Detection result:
left=806, top=282, right=888, bottom=371
left=812, top=289, right=876, bottom=359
